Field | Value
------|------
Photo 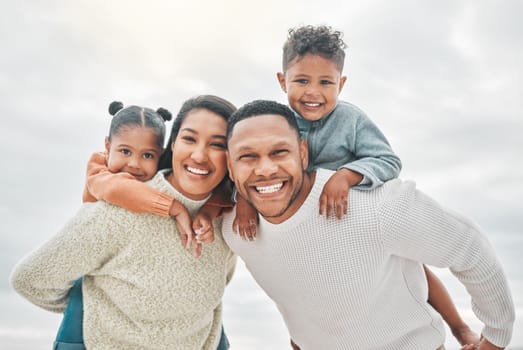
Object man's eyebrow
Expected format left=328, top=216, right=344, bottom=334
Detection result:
left=235, top=141, right=292, bottom=152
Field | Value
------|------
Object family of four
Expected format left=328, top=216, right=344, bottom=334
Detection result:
left=11, top=25, right=514, bottom=349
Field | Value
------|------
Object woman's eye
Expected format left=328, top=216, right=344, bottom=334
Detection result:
left=182, top=136, right=196, bottom=143
left=211, top=143, right=226, bottom=149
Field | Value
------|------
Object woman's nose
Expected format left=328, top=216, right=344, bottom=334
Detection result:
left=191, top=145, right=208, bottom=163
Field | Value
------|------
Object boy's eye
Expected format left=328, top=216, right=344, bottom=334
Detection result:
left=294, top=79, right=308, bottom=84
left=320, top=80, right=334, bottom=85
left=143, top=153, right=155, bottom=159
left=119, top=149, right=131, bottom=156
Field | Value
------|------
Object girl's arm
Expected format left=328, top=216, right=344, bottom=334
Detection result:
left=84, top=152, right=173, bottom=216
left=84, top=152, right=194, bottom=244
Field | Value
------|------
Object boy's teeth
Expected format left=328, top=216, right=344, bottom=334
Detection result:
left=256, top=183, right=283, bottom=194
left=187, top=166, right=209, bottom=175
left=304, top=102, right=320, bottom=107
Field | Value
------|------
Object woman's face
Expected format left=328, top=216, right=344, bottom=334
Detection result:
left=169, top=108, right=228, bottom=200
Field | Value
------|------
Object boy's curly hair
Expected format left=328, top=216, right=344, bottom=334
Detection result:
left=282, top=25, right=346, bottom=72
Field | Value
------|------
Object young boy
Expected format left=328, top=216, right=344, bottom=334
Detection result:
left=272, top=25, right=478, bottom=348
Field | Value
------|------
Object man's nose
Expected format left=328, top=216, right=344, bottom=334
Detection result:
left=254, top=157, right=278, bottom=176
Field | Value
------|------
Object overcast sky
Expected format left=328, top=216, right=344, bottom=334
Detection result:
left=1, top=0, right=522, bottom=348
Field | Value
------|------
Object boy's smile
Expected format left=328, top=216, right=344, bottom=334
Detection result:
left=277, top=54, right=347, bottom=122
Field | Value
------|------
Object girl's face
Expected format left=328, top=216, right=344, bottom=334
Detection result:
left=105, top=126, right=163, bottom=182
left=169, top=109, right=228, bottom=200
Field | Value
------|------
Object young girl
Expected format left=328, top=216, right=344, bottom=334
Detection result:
left=53, top=100, right=233, bottom=349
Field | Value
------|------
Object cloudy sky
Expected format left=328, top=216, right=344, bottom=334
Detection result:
left=1, top=0, right=522, bottom=348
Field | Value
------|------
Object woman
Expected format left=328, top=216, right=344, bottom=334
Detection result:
left=11, top=95, right=237, bottom=350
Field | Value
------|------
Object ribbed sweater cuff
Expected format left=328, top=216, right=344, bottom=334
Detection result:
left=483, top=326, right=513, bottom=348
left=152, top=192, right=173, bottom=217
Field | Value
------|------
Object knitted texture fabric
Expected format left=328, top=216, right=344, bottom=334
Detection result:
left=222, top=169, right=514, bottom=349
left=12, top=170, right=236, bottom=350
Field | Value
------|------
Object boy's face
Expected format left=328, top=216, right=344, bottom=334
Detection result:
left=277, top=54, right=347, bottom=122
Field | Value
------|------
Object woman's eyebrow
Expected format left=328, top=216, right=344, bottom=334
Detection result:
left=181, top=127, right=226, bottom=140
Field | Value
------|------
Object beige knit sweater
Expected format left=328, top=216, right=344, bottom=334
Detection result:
left=11, top=170, right=236, bottom=350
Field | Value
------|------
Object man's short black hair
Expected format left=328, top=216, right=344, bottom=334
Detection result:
left=226, top=100, right=300, bottom=144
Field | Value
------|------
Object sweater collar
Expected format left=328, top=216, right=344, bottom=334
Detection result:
left=257, top=169, right=333, bottom=232
left=149, top=169, right=211, bottom=216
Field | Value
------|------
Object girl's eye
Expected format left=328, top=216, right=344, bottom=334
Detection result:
left=143, top=153, right=155, bottom=159
left=120, top=149, right=131, bottom=156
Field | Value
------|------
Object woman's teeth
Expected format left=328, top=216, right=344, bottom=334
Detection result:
left=256, top=183, right=283, bottom=194
left=187, top=166, right=209, bottom=175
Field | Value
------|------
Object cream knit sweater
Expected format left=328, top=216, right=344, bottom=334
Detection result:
left=222, top=169, right=514, bottom=349
left=12, top=170, right=236, bottom=350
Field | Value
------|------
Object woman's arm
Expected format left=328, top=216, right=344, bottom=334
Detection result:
left=10, top=203, right=122, bottom=313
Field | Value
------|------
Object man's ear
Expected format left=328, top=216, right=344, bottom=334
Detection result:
left=226, top=151, right=235, bottom=182
left=276, top=72, right=287, bottom=93
left=299, top=139, right=309, bottom=170
left=104, top=136, right=111, bottom=154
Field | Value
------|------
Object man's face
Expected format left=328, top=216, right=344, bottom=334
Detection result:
left=227, top=114, right=309, bottom=224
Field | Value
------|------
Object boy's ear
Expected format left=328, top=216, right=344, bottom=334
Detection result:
left=104, top=136, right=111, bottom=154
left=276, top=72, right=287, bottom=93
left=338, top=75, right=348, bottom=94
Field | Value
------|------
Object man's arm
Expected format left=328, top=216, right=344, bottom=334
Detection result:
left=380, top=180, right=515, bottom=348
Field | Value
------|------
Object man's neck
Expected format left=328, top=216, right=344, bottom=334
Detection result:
left=265, top=171, right=316, bottom=224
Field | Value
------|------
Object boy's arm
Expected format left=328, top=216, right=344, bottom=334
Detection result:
left=340, top=114, right=402, bottom=190
left=424, top=265, right=480, bottom=347
left=85, top=152, right=173, bottom=217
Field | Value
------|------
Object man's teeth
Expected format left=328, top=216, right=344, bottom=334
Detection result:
left=256, top=183, right=283, bottom=194
left=187, top=166, right=209, bottom=175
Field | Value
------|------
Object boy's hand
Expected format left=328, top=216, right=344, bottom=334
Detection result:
left=233, top=195, right=259, bottom=241
left=319, top=168, right=363, bottom=219
left=193, top=212, right=215, bottom=245
left=170, top=200, right=195, bottom=251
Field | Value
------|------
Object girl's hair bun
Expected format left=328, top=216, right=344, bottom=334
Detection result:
left=156, top=107, right=172, bottom=122
left=108, top=101, right=124, bottom=116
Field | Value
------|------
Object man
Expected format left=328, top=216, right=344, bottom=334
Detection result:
left=222, top=100, right=514, bottom=349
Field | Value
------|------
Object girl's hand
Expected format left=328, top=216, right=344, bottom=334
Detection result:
left=319, top=169, right=361, bottom=219
left=233, top=195, right=258, bottom=241
left=170, top=200, right=194, bottom=249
